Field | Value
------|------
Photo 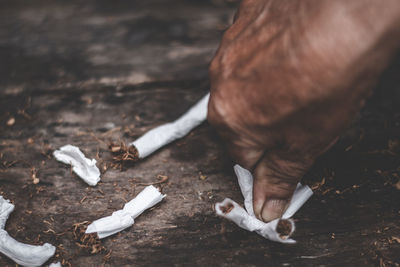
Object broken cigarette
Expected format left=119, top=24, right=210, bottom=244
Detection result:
left=86, top=185, right=165, bottom=239
left=127, top=93, right=312, bottom=243
left=53, top=144, right=101, bottom=186
left=131, top=93, right=209, bottom=158
left=215, top=165, right=313, bottom=243
left=0, top=196, right=56, bottom=266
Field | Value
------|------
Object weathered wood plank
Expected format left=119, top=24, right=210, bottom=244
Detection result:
left=0, top=0, right=399, bottom=266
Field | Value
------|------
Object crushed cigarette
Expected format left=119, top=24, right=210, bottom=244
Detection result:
left=215, top=165, right=313, bottom=243
left=0, top=196, right=56, bottom=266
left=53, top=145, right=101, bottom=186
left=86, top=185, right=165, bottom=239
left=131, top=93, right=209, bottom=158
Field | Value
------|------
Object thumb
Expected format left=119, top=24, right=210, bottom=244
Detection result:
left=252, top=153, right=311, bottom=222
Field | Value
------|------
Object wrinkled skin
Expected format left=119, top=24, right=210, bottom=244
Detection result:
left=208, top=0, right=400, bottom=222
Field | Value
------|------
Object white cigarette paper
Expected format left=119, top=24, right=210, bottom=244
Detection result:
left=53, top=144, right=101, bottom=186
left=215, top=165, right=313, bottom=243
left=86, top=185, right=165, bottom=239
left=131, top=93, right=210, bottom=158
left=0, top=196, right=56, bottom=266
left=128, top=93, right=312, bottom=242
left=49, top=262, right=62, bottom=267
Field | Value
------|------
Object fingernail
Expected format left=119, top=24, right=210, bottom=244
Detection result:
left=261, top=199, right=289, bottom=222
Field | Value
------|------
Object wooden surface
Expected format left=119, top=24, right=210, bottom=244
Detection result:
left=0, top=1, right=399, bottom=266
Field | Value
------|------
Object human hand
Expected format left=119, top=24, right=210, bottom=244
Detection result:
left=208, top=0, right=400, bottom=221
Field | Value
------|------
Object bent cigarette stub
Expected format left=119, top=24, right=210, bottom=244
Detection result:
left=0, top=197, right=14, bottom=230
left=215, top=198, right=297, bottom=243
left=53, top=144, right=101, bottom=186
left=131, top=93, right=209, bottom=158
left=0, top=196, right=56, bottom=267
left=216, top=198, right=265, bottom=233
left=86, top=185, right=165, bottom=239
left=215, top=165, right=313, bottom=243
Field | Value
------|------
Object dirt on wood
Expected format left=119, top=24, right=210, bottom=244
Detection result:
left=0, top=0, right=399, bottom=266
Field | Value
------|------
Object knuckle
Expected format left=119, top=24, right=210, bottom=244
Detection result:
left=256, top=155, right=311, bottom=198
left=208, top=55, right=220, bottom=77
left=270, top=182, right=297, bottom=199
left=207, top=96, right=225, bottom=128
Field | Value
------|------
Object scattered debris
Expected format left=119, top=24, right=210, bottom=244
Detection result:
left=18, top=109, right=31, bottom=120
left=311, top=177, right=325, bottom=191
left=137, top=175, right=169, bottom=186
left=72, top=221, right=107, bottom=254
left=199, top=172, right=207, bottom=181
left=108, top=141, right=139, bottom=169
left=40, top=143, right=53, bottom=159
left=0, top=153, right=17, bottom=171
left=31, top=167, right=40, bottom=184
left=79, top=196, right=87, bottom=204
left=103, top=249, right=112, bottom=262
left=6, top=117, right=15, bottom=126
left=17, top=97, right=32, bottom=121
left=52, top=244, right=72, bottom=267
left=123, top=125, right=136, bottom=137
